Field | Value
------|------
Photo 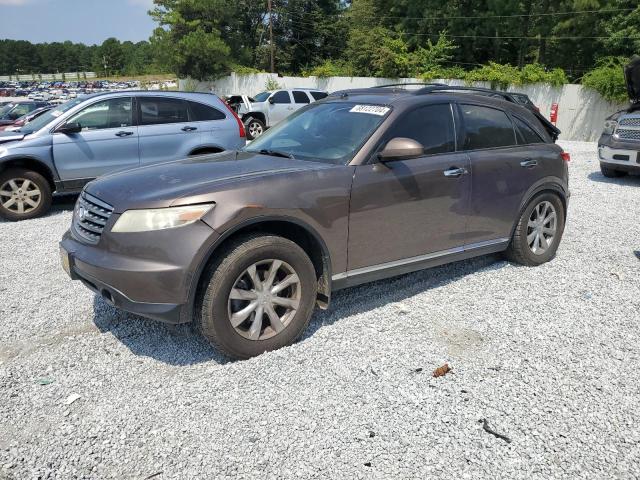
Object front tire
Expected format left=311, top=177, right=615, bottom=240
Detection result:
left=505, top=193, right=565, bottom=266
left=600, top=164, right=626, bottom=178
left=0, top=168, right=52, bottom=221
left=195, top=234, right=317, bottom=359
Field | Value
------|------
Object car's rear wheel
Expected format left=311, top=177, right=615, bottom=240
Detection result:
left=0, top=168, right=52, bottom=221
left=505, top=193, right=565, bottom=266
left=195, top=234, right=317, bottom=359
left=600, top=164, right=627, bottom=178
left=245, top=118, right=265, bottom=140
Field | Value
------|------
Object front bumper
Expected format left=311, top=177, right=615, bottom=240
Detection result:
left=59, top=220, right=219, bottom=324
left=598, top=134, right=640, bottom=171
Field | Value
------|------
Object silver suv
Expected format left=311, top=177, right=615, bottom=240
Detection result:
left=230, top=89, right=328, bottom=139
left=0, top=91, right=246, bottom=220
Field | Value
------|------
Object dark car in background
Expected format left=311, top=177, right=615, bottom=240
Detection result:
left=0, top=101, right=50, bottom=126
left=60, top=85, right=570, bottom=359
left=0, top=106, right=52, bottom=132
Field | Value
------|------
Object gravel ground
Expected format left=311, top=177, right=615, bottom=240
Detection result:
left=1, top=141, right=639, bottom=479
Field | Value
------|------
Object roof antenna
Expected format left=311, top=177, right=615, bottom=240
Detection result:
left=340, top=92, right=349, bottom=98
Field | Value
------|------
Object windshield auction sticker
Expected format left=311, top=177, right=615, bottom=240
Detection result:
left=349, top=105, right=390, bottom=116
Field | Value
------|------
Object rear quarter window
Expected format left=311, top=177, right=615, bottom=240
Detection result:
left=310, top=91, right=328, bottom=101
left=188, top=101, right=226, bottom=121
left=513, top=116, right=544, bottom=144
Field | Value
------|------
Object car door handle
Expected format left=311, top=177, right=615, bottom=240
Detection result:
left=181, top=126, right=197, bottom=132
left=520, top=159, right=538, bottom=168
left=115, top=131, right=134, bottom=137
left=443, top=167, right=468, bottom=178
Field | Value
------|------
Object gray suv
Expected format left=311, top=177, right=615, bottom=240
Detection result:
left=60, top=85, right=570, bottom=359
left=0, top=91, right=246, bottom=220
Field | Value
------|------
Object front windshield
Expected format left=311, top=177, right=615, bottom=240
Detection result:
left=19, top=98, right=84, bottom=134
left=253, top=91, right=271, bottom=102
left=245, top=102, right=390, bottom=165
left=0, top=103, right=15, bottom=117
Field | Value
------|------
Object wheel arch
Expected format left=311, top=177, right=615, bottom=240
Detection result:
left=242, top=112, right=266, bottom=125
left=188, top=146, right=225, bottom=156
left=510, top=181, right=568, bottom=239
left=0, top=157, right=57, bottom=192
left=183, top=216, right=333, bottom=323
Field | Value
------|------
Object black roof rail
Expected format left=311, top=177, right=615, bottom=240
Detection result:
left=414, top=84, right=514, bottom=100
left=375, top=82, right=448, bottom=88
left=329, top=82, right=447, bottom=97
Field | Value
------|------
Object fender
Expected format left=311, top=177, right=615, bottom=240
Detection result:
left=509, top=177, right=569, bottom=239
left=180, top=214, right=334, bottom=323
left=0, top=154, right=60, bottom=186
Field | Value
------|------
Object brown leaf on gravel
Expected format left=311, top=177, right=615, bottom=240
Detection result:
left=432, top=363, right=451, bottom=378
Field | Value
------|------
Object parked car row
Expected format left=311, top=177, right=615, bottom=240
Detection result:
left=47, top=84, right=572, bottom=359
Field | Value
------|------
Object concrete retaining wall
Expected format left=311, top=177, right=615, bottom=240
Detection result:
left=182, top=73, right=629, bottom=142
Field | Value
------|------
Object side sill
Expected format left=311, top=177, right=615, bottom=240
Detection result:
left=332, top=239, right=509, bottom=290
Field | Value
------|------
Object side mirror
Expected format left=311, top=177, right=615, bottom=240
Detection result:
left=378, top=137, right=424, bottom=161
left=57, top=122, right=82, bottom=135
left=268, top=97, right=275, bottom=104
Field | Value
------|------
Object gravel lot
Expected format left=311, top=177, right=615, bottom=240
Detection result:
left=1, top=141, right=639, bottom=479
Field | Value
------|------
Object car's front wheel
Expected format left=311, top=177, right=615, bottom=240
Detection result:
left=505, top=193, right=565, bottom=266
left=600, top=164, right=627, bottom=178
left=0, top=168, right=52, bottom=221
left=196, top=234, right=317, bottom=359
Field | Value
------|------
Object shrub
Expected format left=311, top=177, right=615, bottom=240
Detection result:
left=303, top=60, right=355, bottom=78
left=582, top=57, right=628, bottom=103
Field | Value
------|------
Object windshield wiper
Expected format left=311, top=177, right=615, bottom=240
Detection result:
left=257, top=149, right=295, bottom=159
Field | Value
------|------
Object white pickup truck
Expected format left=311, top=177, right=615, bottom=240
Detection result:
left=226, top=89, right=328, bottom=139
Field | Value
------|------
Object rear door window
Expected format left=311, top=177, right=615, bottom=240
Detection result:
left=270, top=91, right=291, bottom=104
left=139, top=97, right=189, bottom=125
left=386, top=103, right=456, bottom=155
left=513, top=116, right=544, bottom=144
left=460, top=104, right=516, bottom=150
left=188, top=101, right=225, bottom=121
left=292, top=91, right=311, bottom=104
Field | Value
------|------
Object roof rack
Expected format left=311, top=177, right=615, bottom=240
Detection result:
left=375, top=82, right=447, bottom=89
left=413, top=84, right=514, bottom=100
left=329, top=82, right=446, bottom=97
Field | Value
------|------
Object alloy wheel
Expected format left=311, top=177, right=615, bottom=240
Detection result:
left=227, top=259, right=301, bottom=341
left=0, top=178, right=42, bottom=214
left=248, top=122, right=263, bottom=138
left=527, top=200, right=557, bottom=255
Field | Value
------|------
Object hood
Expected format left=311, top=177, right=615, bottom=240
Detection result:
left=0, top=119, right=16, bottom=126
left=0, top=131, right=25, bottom=144
left=625, top=56, right=640, bottom=104
left=86, top=150, right=332, bottom=212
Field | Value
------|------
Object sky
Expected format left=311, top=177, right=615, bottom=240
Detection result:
left=0, top=0, right=157, bottom=45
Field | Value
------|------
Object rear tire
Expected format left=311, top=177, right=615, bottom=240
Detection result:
left=0, top=168, right=52, bottom=221
left=600, top=164, right=626, bottom=178
left=505, top=193, right=565, bottom=266
left=245, top=118, right=265, bottom=140
left=195, top=234, right=317, bottom=359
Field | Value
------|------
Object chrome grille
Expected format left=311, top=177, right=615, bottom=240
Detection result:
left=72, top=192, right=113, bottom=244
left=616, top=129, right=640, bottom=141
left=618, top=117, right=640, bottom=127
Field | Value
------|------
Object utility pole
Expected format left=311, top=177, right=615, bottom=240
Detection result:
left=268, top=0, right=275, bottom=73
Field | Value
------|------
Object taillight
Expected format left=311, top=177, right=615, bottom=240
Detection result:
left=561, top=152, right=570, bottom=162
left=222, top=100, right=246, bottom=138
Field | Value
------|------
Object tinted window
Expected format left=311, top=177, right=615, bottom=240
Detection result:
left=139, top=97, right=189, bottom=125
left=271, top=91, right=291, bottom=104
left=387, top=104, right=456, bottom=155
left=461, top=104, right=516, bottom=150
left=253, top=91, right=271, bottom=102
left=188, top=101, right=225, bottom=121
left=292, top=91, right=310, bottom=104
left=67, top=97, right=133, bottom=130
left=514, top=116, right=544, bottom=144
left=310, top=91, right=328, bottom=101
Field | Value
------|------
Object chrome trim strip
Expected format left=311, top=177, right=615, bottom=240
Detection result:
left=332, top=238, right=509, bottom=281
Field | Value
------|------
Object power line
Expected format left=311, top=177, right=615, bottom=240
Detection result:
left=280, top=7, right=636, bottom=22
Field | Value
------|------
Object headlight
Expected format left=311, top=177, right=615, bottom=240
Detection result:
left=603, top=119, right=618, bottom=135
left=111, top=204, right=214, bottom=233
